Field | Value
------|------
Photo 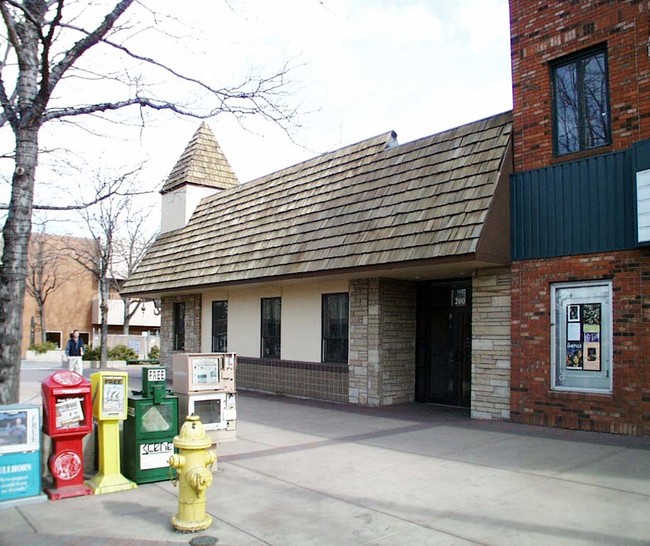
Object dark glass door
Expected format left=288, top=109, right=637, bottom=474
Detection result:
left=416, top=281, right=472, bottom=407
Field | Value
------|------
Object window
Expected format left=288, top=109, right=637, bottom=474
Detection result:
left=45, top=332, right=62, bottom=348
left=322, top=293, right=349, bottom=363
left=173, top=302, right=185, bottom=351
left=261, top=298, right=281, bottom=359
left=552, top=46, right=610, bottom=156
left=212, top=300, right=228, bottom=352
left=551, top=281, right=612, bottom=392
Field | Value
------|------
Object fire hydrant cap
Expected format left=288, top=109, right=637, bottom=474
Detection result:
left=173, top=415, right=212, bottom=450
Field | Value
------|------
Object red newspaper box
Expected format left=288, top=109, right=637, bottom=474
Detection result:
left=41, top=370, right=93, bottom=500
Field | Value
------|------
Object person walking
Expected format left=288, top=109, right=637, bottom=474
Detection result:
left=65, top=330, right=85, bottom=375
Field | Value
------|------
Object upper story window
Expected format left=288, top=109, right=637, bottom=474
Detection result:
left=261, top=297, right=281, bottom=359
left=173, top=302, right=185, bottom=351
left=322, top=293, right=349, bottom=363
left=552, top=46, right=610, bottom=156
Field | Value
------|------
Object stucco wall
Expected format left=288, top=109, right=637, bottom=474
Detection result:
left=200, top=280, right=348, bottom=360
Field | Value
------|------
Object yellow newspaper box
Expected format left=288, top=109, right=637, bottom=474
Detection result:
left=86, top=371, right=136, bottom=494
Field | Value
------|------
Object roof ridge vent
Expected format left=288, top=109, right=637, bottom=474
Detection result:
left=386, top=131, right=399, bottom=149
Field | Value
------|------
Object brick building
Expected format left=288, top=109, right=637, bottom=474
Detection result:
left=21, top=233, right=160, bottom=358
left=509, top=0, right=650, bottom=434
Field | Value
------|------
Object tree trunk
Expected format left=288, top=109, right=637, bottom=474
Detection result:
left=38, top=300, right=47, bottom=344
left=0, top=126, right=40, bottom=404
left=123, top=296, right=131, bottom=335
left=99, top=276, right=110, bottom=367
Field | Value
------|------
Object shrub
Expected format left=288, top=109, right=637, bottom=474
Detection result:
left=83, top=346, right=101, bottom=361
left=148, top=345, right=160, bottom=360
left=29, top=341, right=59, bottom=354
left=108, top=344, right=139, bottom=361
left=82, top=344, right=140, bottom=361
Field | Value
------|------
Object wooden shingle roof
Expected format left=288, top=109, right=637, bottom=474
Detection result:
left=125, top=112, right=512, bottom=296
left=160, top=122, right=238, bottom=194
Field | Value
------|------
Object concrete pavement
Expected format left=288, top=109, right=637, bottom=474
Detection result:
left=1, top=365, right=650, bottom=545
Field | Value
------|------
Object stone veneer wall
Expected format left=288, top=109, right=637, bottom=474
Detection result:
left=349, top=278, right=416, bottom=406
left=471, top=268, right=511, bottom=420
left=349, top=279, right=371, bottom=405
left=160, top=294, right=202, bottom=372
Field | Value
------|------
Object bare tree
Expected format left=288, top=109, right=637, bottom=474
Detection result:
left=111, top=201, right=158, bottom=336
left=68, top=168, right=141, bottom=367
left=0, top=1, right=296, bottom=403
left=25, top=230, right=68, bottom=344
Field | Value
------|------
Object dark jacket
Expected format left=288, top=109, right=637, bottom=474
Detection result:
left=66, top=338, right=84, bottom=357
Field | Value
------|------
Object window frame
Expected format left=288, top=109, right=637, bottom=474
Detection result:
left=321, top=293, right=349, bottom=364
left=551, top=44, right=611, bottom=156
left=173, top=302, right=185, bottom=351
left=211, top=300, right=228, bottom=353
left=45, top=331, right=62, bottom=349
left=260, top=297, right=281, bottom=359
left=550, top=280, right=613, bottom=393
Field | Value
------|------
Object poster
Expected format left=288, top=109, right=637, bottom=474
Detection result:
left=565, top=303, right=601, bottom=372
left=584, top=332, right=601, bottom=371
left=566, top=342, right=583, bottom=369
left=567, top=322, right=581, bottom=341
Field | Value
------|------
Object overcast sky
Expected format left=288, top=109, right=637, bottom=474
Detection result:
left=160, top=0, right=513, bottom=183
left=2, top=0, right=513, bottom=234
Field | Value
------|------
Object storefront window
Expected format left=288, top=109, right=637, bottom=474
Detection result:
left=551, top=281, right=612, bottom=392
left=322, top=293, right=349, bottom=363
left=173, top=302, right=185, bottom=351
left=261, top=297, right=281, bottom=359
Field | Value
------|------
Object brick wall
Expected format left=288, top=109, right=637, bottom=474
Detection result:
left=472, top=268, right=512, bottom=420
left=160, top=294, right=201, bottom=371
left=349, top=278, right=416, bottom=406
left=236, top=357, right=349, bottom=403
left=511, top=249, right=650, bottom=435
left=510, top=0, right=650, bottom=172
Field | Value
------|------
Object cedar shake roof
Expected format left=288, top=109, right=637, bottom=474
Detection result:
left=125, top=111, right=512, bottom=296
left=160, top=122, right=239, bottom=194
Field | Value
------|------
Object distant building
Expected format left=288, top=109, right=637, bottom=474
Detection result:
left=22, top=233, right=160, bottom=358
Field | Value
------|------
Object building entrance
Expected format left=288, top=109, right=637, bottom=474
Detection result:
left=415, top=280, right=472, bottom=407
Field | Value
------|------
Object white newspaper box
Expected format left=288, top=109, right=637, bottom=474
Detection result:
left=172, top=353, right=236, bottom=443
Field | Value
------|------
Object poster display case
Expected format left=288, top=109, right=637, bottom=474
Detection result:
left=0, top=405, right=44, bottom=505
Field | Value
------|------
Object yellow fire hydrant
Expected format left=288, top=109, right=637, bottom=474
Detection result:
left=168, top=414, right=217, bottom=532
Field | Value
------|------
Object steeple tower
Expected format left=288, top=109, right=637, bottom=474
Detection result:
left=160, top=122, right=239, bottom=234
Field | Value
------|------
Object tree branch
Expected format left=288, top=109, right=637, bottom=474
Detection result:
left=42, top=95, right=207, bottom=121
left=47, top=0, right=135, bottom=95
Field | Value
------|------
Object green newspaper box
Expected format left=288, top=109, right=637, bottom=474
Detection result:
left=122, top=367, right=178, bottom=484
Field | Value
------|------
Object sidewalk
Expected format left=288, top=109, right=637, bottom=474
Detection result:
left=1, top=383, right=650, bottom=545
